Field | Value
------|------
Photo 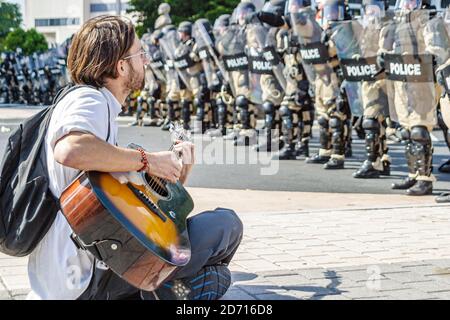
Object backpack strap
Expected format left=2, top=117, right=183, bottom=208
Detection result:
left=53, top=84, right=111, bottom=143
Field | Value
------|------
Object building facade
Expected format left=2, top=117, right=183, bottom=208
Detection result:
left=24, top=0, right=134, bottom=45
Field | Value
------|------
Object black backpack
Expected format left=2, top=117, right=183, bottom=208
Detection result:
left=0, top=84, right=98, bottom=257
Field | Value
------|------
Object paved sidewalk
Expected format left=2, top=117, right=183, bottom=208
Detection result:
left=2, top=189, right=450, bottom=300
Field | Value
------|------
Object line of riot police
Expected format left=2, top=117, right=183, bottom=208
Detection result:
left=0, top=43, right=70, bottom=105
left=125, top=0, right=450, bottom=198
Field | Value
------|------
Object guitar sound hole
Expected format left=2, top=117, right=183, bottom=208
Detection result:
left=144, top=173, right=169, bottom=197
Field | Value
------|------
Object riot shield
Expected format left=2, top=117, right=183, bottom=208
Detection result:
left=159, top=30, right=192, bottom=91
left=264, top=26, right=287, bottom=90
left=145, top=42, right=167, bottom=84
left=192, top=21, right=221, bottom=91
left=329, top=20, right=364, bottom=116
left=216, top=23, right=250, bottom=98
left=382, top=10, right=437, bottom=125
left=288, top=5, right=320, bottom=84
left=245, top=22, right=269, bottom=105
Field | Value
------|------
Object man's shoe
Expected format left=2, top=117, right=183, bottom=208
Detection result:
left=306, top=153, right=330, bottom=164
left=150, top=265, right=231, bottom=300
left=324, top=158, right=345, bottom=169
left=353, top=160, right=380, bottom=178
left=392, top=177, right=417, bottom=190
left=436, top=192, right=450, bottom=203
left=406, top=180, right=433, bottom=196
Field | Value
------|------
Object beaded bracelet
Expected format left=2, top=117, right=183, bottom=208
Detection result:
left=137, top=147, right=149, bottom=172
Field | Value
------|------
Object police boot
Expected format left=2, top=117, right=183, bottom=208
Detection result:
left=192, top=97, right=206, bottom=134
left=145, top=98, right=160, bottom=127
left=392, top=128, right=417, bottom=189
left=406, top=126, right=433, bottom=196
left=207, top=97, right=227, bottom=137
left=274, top=119, right=296, bottom=160
left=181, top=100, right=191, bottom=131
left=392, top=141, right=418, bottom=190
left=306, top=116, right=331, bottom=164
left=275, top=142, right=297, bottom=160
left=162, top=100, right=177, bottom=131
left=353, top=118, right=382, bottom=178
left=130, top=98, right=144, bottom=126
left=324, top=118, right=345, bottom=169
left=234, top=96, right=253, bottom=146
left=295, top=139, right=309, bottom=159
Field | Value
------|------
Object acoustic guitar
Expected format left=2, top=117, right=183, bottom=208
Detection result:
left=59, top=124, right=194, bottom=291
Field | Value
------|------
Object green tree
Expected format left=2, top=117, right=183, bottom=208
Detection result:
left=128, top=0, right=240, bottom=36
left=4, top=28, right=48, bottom=55
left=0, top=1, right=23, bottom=50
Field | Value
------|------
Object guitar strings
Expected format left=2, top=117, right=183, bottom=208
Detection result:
left=146, top=129, right=189, bottom=196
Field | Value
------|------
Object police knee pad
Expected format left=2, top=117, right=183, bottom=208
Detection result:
left=194, top=97, right=204, bottom=108
left=279, top=105, right=291, bottom=118
left=137, top=96, right=143, bottom=105
left=317, top=116, right=329, bottom=129
left=410, top=126, right=431, bottom=144
left=399, top=127, right=411, bottom=141
left=362, top=118, right=380, bottom=133
left=329, top=117, right=343, bottom=130
left=235, top=96, right=248, bottom=110
left=262, top=101, right=275, bottom=115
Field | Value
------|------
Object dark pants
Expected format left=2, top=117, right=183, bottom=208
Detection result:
left=77, top=208, right=243, bottom=300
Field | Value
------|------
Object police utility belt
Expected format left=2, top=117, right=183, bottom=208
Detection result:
left=340, top=57, right=385, bottom=82
left=385, top=54, right=434, bottom=83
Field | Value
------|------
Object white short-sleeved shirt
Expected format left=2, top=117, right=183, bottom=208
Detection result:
left=26, top=87, right=122, bottom=300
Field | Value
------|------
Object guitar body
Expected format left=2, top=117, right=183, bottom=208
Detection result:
left=60, top=169, right=194, bottom=291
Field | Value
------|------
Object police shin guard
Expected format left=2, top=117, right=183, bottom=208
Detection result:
left=256, top=101, right=277, bottom=152
left=324, top=117, right=345, bottom=169
left=162, top=99, right=177, bottom=131
left=392, top=129, right=418, bottom=190
left=353, top=118, right=382, bottom=178
left=193, top=97, right=206, bottom=134
left=275, top=105, right=296, bottom=160
left=295, top=117, right=309, bottom=159
left=145, top=97, right=160, bottom=127
left=406, top=126, right=433, bottom=196
left=236, top=96, right=250, bottom=130
left=130, top=97, right=144, bottom=127
left=181, top=100, right=191, bottom=131
left=306, top=116, right=331, bottom=164
left=234, top=96, right=254, bottom=146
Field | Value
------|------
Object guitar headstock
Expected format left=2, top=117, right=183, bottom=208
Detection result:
left=169, top=122, right=192, bottom=143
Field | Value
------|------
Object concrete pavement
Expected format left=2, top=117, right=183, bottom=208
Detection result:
left=1, top=189, right=450, bottom=300
left=2, top=106, right=450, bottom=300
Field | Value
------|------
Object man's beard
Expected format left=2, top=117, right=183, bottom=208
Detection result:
left=125, top=61, right=145, bottom=92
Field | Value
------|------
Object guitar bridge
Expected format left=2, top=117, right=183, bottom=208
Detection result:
left=126, top=183, right=167, bottom=222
